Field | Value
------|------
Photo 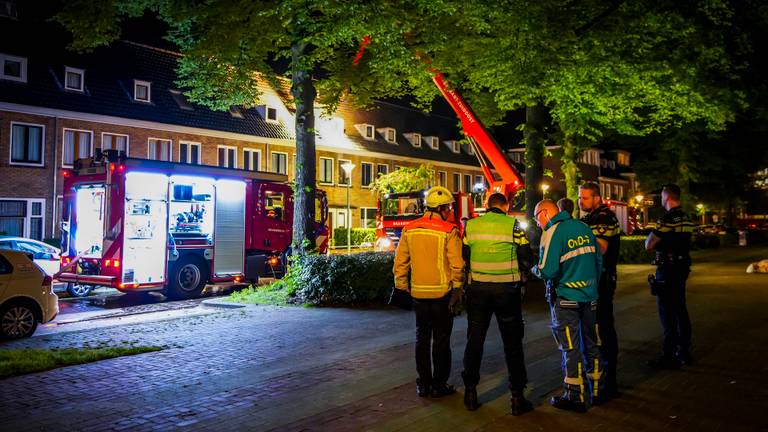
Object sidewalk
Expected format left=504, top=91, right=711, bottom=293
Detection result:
left=1, top=246, right=766, bottom=431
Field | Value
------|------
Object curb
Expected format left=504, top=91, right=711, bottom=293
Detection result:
left=201, top=298, right=247, bottom=309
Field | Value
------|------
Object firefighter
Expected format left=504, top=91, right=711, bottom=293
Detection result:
left=461, top=193, right=534, bottom=415
left=533, top=199, right=605, bottom=412
left=578, top=182, right=622, bottom=398
left=644, top=183, right=695, bottom=369
left=393, top=186, right=465, bottom=398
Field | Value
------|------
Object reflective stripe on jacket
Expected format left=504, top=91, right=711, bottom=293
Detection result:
left=464, top=211, right=522, bottom=283
left=393, top=211, right=465, bottom=299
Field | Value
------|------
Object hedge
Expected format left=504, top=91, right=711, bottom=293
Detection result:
left=332, top=228, right=377, bottom=247
left=618, top=236, right=653, bottom=264
left=293, top=252, right=394, bottom=305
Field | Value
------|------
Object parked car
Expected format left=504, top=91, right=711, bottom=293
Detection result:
left=0, top=249, right=59, bottom=339
left=0, top=237, right=93, bottom=297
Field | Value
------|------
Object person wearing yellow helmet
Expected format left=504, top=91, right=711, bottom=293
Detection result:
left=393, top=186, right=465, bottom=398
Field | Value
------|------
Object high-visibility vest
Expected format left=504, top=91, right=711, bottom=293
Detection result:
left=464, top=212, right=521, bottom=283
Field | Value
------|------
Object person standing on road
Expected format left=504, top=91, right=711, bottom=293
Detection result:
left=645, top=183, right=695, bottom=369
left=578, top=182, right=622, bottom=398
left=533, top=199, right=605, bottom=413
left=393, top=186, right=465, bottom=398
left=461, top=193, right=534, bottom=415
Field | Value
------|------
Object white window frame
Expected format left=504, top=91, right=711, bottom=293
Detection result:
left=360, top=207, right=377, bottom=229
left=134, top=79, right=152, bottom=103
left=408, top=133, right=421, bottom=148
left=243, top=148, right=262, bottom=171
left=385, top=128, right=397, bottom=143
left=446, top=140, right=460, bottom=154
left=179, top=141, right=201, bottom=165
left=319, top=156, right=335, bottom=185
left=467, top=144, right=475, bottom=156
left=100, top=132, right=129, bottom=154
left=452, top=173, right=461, bottom=192
left=265, top=106, right=278, bottom=123
left=365, top=125, right=375, bottom=139
left=62, top=128, right=94, bottom=168
left=0, top=198, right=46, bottom=240
left=64, top=66, right=85, bottom=92
left=0, top=53, right=27, bottom=83
left=9, top=121, right=45, bottom=167
left=271, top=151, right=288, bottom=175
left=147, top=137, right=172, bottom=161
left=338, top=158, right=353, bottom=187
left=217, top=145, right=238, bottom=168
left=361, top=162, right=374, bottom=188
left=438, top=170, right=447, bottom=187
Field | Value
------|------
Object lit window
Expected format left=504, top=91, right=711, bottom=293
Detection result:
left=64, top=67, right=85, bottom=92
left=63, top=129, right=93, bottom=166
left=134, top=80, right=151, bottom=102
left=101, top=133, right=128, bottom=153
left=148, top=138, right=171, bottom=161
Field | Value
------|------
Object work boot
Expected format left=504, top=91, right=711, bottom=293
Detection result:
left=647, top=356, right=681, bottom=370
left=431, top=383, right=456, bottom=398
left=510, top=392, right=534, bottom=416
left=550, top=395, right=587, bottom=413
left=416, top=379, right=431, bottom=398
left=464, top=387, right=480, bottom=411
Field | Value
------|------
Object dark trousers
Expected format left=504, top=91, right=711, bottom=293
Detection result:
left=550, top=298, right=604, bottom=403
left=413, top=293, right=454, bottom=386
left=656, top=266, right=692, bottom=358
left=462, top=281, right=527, bottom=392
left=596, top=270, right=619, bottom=389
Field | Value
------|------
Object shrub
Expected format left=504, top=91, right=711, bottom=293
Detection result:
left=619, top=236, right=653, bottom=264
left=294, top=252, right=394, bottom=305
left=332, top=228, right=377, bottom=247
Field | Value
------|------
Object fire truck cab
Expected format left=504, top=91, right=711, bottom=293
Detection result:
left=57, top=151, right=328, bottom=299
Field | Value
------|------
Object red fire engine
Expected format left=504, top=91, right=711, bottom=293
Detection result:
left=56, top=150, right=328, bottom=299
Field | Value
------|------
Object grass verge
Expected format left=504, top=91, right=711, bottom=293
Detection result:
left=227, top=283, right=292, bottom=306
left=0, top=346, right=162, bottom=380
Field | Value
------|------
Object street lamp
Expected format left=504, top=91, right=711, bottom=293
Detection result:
left=541, top=183, right=550, bottom=197
left=341, top=162, right=356, bottom=254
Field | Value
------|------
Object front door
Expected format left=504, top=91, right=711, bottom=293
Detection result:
left=329, top=208, right=350, bottom=247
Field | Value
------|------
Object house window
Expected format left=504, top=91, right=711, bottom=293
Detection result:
left=101, top=133, right=128, bottom=153
left=467, top=144, right=475, bottom=156
left=410, top=133, right=421, bottom=148
left=338, top=159, right=352, bottom=186
left=319, top=157, right=334, bottom=184
left=361, top=162, right=373, bottom=187
left=463, top=174, right=472, bottom=194
left=446, top=140, right=460, bottom=154
left=271, top=152, right=288, bottom=174
left=438, top=171, right=447, bottom=187
left=243, top=149, right=261, bottom=171
left=265, top=107, right=278, bottom=123
left=1, top=53, right=27, bottom=82
left=179, top=142, right=201, bottom=165
left=64, top=67, right=85, bottom=92
left=0, top=199, right=45, bottom=240
left=453, top=173, right=461, bottom=192
left=62, top=129, right=93, bottom=167
left=148, top=138, right=171, bottom=161
left=428, top=136, right=439, bottom=150
left=218, top=146, right=237, bottom=168
left=10, top=123, right=44, bottom=166
left=385, top=128, right=396, bottom=143
left=360, top=208, right=377, bottom=228
left=365, top=125, right=375, bottom=139
left=376, top=164, right=389, bottom=177
left=134, top=80, right=151, bottom=102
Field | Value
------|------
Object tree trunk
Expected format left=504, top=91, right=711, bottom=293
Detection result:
left=524, top=104, right=546, bottom=248
left=561, top=135, right=580, bottom=206
left=291, top=42, right=317, bottom=256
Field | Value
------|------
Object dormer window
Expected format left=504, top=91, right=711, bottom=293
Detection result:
left=229, top=106, right=244, bottom=119
left=378, top=127, right=397, bottom=143
left=265, top=106, right=278, bottom=123
left=445, top=140, right=460, bottom=154
left=406, top=133, right=422, bottom=148
left=354, top=124, right=376, bottom=140
left=466, top=144, right=475, bottom=156
left=134, top=80, right=151, bottom=103
left=426, top=136, right=439, bottom=150
left=64, top=66, right=85, bottom=92
left=1, top=53, right=27, bottom=83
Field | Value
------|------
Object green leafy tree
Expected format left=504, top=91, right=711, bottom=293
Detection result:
left=371, top=165, right=434, bottom=195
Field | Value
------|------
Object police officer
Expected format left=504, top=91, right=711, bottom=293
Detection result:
left=644, top=183, right=695, bottom=369
left=533, top=199, right=605, bottom=412
left=461, top=193, right=534, bottom=415
left=393, top=186, right=465, bottom=397
left=578, top=182, right=621, bottom=398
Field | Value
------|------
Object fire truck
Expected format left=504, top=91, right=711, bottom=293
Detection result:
left=56, top=150, right=329, bottom=299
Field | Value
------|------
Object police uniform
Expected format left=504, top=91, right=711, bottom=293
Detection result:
left=534, top=210, right=605, bottom=408
left=581, top=204, right=621, bottom=394
left=651, top=206, right=694, bottom=363
left=461, top=207, right=534, bottom=398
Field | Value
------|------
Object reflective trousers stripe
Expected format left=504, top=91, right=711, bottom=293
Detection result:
left=471, top=272, right=521, bottom=283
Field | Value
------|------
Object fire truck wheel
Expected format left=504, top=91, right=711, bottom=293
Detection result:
left=66, top=283, right=93, bottom=298
left=167, top=256, right=209, bottom=300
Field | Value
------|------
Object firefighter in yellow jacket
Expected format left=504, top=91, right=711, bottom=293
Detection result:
left=393, top=186, right=465, bottom=398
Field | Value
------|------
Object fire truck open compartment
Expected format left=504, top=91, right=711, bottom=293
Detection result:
left=123, top=172, right=169, bottom=285
left=74, top=184, right=106, bottom=258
